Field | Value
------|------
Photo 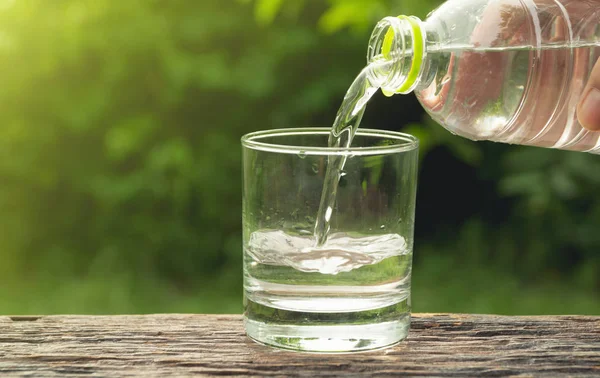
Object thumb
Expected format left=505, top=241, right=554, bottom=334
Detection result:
left=578, top=58, right=600, bottom=131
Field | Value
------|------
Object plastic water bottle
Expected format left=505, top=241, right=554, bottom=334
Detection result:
left=367, top=0, right=600, bottom=153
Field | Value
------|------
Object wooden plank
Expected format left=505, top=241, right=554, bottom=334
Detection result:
left=0, top=314, right=598, bottom=376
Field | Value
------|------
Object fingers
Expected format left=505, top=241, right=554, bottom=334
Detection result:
left=577, top=58, right=600, bottom=131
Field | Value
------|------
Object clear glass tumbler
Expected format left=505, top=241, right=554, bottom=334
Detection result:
left=241, top=128, right=419, bottom=353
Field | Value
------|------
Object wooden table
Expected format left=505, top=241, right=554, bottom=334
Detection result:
left=1, top=314, right=598, bottom=376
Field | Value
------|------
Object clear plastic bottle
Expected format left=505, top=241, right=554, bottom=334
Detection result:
left=368, top=0, right=600, bottom=153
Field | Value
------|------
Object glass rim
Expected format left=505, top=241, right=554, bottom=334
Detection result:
left=241, top=127, right=419, bottom=156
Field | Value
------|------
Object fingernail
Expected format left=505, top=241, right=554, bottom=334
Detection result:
left=579, top=88, right=600, bottom=131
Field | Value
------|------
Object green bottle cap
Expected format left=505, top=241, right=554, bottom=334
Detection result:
left=381, top=15, right=424, bottom=97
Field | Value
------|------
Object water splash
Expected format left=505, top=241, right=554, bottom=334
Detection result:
left=247, top=230, right=409, bottom=275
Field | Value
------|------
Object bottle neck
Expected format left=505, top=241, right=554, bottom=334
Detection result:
left=367, top=16, right=427, bottom=96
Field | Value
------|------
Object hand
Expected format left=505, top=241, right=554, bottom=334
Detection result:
left=577, top=59, right=600, bottom=131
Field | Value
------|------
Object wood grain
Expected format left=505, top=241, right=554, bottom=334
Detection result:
left=0, top=314, right=599, bottom=377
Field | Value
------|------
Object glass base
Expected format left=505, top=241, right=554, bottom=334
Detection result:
left=244, top=300, right=410, bottom=353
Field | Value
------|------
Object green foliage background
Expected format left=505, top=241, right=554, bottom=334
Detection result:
left=0, top=0, right=598, bottom=315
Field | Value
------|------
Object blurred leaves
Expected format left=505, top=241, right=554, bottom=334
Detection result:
left=249, top=0, right=442, bottom=32
left=255, top=0, right=285, bottom=25
left=319, top=0, right=387, bottom=33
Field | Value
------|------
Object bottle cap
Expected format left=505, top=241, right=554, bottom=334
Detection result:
left=381, top=15, right=424, bottom=96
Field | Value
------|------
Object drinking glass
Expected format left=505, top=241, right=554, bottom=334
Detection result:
left=242, top=127, right=419, bottom=353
